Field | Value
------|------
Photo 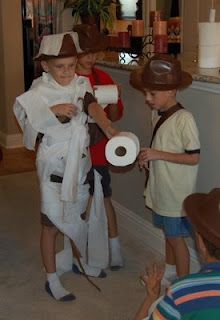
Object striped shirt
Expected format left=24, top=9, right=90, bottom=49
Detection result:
left=149, top=263, right=220, bottom=320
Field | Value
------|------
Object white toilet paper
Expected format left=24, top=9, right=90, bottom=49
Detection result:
left=105, top=132, right=140, bottom=166
left=198, top=45, right=220, bottom=68
left=94, top=85, right=118, bottom=107
left=198, top=23, right=220, bottom=46
left=198, top=22, right=220, bottom=68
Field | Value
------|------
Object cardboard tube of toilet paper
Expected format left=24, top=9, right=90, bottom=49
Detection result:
left=105, top=132, right=140, bottom=166
left=209, top=8, right=216, bottom=23
left=94, top=85, right=119, bottom=106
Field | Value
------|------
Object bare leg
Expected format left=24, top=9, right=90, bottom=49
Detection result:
left=167, top=236, right=190, bottom=277
left=40, top=225, right=58, bottom=272
left=165, top=239, right=175, bottom=265
left=40, top=225, right=74, bottom=300
left=104, top=197, right=118, bottom=238
left=161, top=239, right=177, bottom=286
left=104, top=197, right=123, bottom=269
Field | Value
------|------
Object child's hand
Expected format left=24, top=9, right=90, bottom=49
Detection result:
left=50, top=103, right=77, bottom=119
left=138, top=148, right=161, bottom=168
left=138, top=148, right=149, bottom=169
left=140, top=262, right=165, bottom=300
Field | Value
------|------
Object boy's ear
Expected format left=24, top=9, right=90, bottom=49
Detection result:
left=41, top=61, right=49, bottom=72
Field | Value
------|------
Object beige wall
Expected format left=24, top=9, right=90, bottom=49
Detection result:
left=0, top=0, right=24, bottom=147
left=183, top=0, right=220, bottom=53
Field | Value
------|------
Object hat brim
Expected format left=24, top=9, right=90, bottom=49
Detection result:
left=130, top=67, right=192, bottom=91
left=183, top=192, right=220, bottom=247
left=34, top=53, right=77, bottom=61
left=78, top=36, right=109, bottom=54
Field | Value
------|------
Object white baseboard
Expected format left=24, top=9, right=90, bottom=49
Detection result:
left=0, top=132, right=23, bottom=148
left=113, top=200, right=200, bottom=273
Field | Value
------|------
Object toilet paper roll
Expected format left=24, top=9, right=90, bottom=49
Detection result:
left=198, top=22, right=220, bottom=46
left=198, top=45, right=220, bottom=68
left=105, top=132, right=140, bottom=166
left=94, top=85, right=119, bottom=107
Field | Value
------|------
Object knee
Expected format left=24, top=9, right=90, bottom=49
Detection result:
left=42, top=224, right=58, bottom=237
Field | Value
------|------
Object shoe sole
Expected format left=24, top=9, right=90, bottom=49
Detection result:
left=110, top=265, right=123, bottom=271
left=72, top=264, right=107, bottom=278
left=45, top=281, right=76, bottom=302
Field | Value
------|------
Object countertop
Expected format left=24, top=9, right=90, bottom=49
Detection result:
left=97, top=51, right=220, bottom=85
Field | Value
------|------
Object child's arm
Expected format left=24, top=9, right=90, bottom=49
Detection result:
left=134, top=263, right=164, bottom=320
left=106, top=84, right=123, bottom=122
left=139, top=148, right=199, bottom=169
left=106, top=104, right=122, bottom=122
left=50, top=103, right=77, bottom=119
left=84, top=92, right=119, bottom=139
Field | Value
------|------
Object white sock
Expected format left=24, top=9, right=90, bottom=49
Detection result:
left=161, top=264, right=177, bottom=287
left=72, top=258, right=103, bottom=277
left=109, top=237, right=123, bottom=267
left=164, top=263, right=176, bottom=278
left=47, top=273, right=71, bottom=300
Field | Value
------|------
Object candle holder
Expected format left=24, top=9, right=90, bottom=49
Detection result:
left=107, top=28, right=155, bottom=64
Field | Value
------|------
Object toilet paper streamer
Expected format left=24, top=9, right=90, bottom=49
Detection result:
left=105, top=132, right=140, bottom=166
left=94, top=85, right=118, bottom=107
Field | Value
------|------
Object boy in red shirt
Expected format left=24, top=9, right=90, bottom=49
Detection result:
left=74, top=24, right=124, bottom=270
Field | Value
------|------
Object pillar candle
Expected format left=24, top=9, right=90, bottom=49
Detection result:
left=132, top=20, right=145, bottom=37
left=154, top=34, right=168, bottom=53
left=153, top=21, right=167, bottom=35
left=150, top=11, right=163, bottom=28
left=118, top=32, right=131, bottom=48
left=116, top=20, right=131, bottom=32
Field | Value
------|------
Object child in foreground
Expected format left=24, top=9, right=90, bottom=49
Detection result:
left=130, top=54, right=200, bottom=286
left=13, top=32, right=118, bottom=301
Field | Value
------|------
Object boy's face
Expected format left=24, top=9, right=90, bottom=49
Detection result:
left=144, top=89, right=176, bottom=111
left=41, top=56, right=77, bottom=86
left=77, top=52, right=98, bottom=73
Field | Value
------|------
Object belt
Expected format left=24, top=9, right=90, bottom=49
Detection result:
left=50, top=174, right=63, bottom=183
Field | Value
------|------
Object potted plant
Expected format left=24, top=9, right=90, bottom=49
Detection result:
left=62, top=0, right=117, bottom=30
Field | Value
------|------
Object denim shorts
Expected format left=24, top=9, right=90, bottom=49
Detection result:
left=152, top=212, right=192, bottom=237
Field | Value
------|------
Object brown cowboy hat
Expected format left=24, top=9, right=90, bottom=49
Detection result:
left=183, top=188, right=220, bottom=247
left=34, top=33, right=77, bottom=61
left=130, top=54, right=192, bottom=91
left=73, top=24, right=109, bottom=53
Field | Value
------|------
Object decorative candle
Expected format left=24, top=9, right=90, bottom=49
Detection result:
left=153, top=21, right=167, bottom=35
left=118, top=32, right=131, bottom=48
left=132, top=20, right=145, bottom=37
left=167, top=17, right=181, bottom=43
left=116, top=20, right=131, bottom=32
left=108, top=35, right=120, bottom=48
left=209, top=8, right=216, bottom=22
left=150, top=11, right=163, bottom=28
left=154, top=34, right=168, bottom=53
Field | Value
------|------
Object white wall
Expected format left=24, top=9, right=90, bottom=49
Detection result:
left=178, top=82, right=220, bottom=192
